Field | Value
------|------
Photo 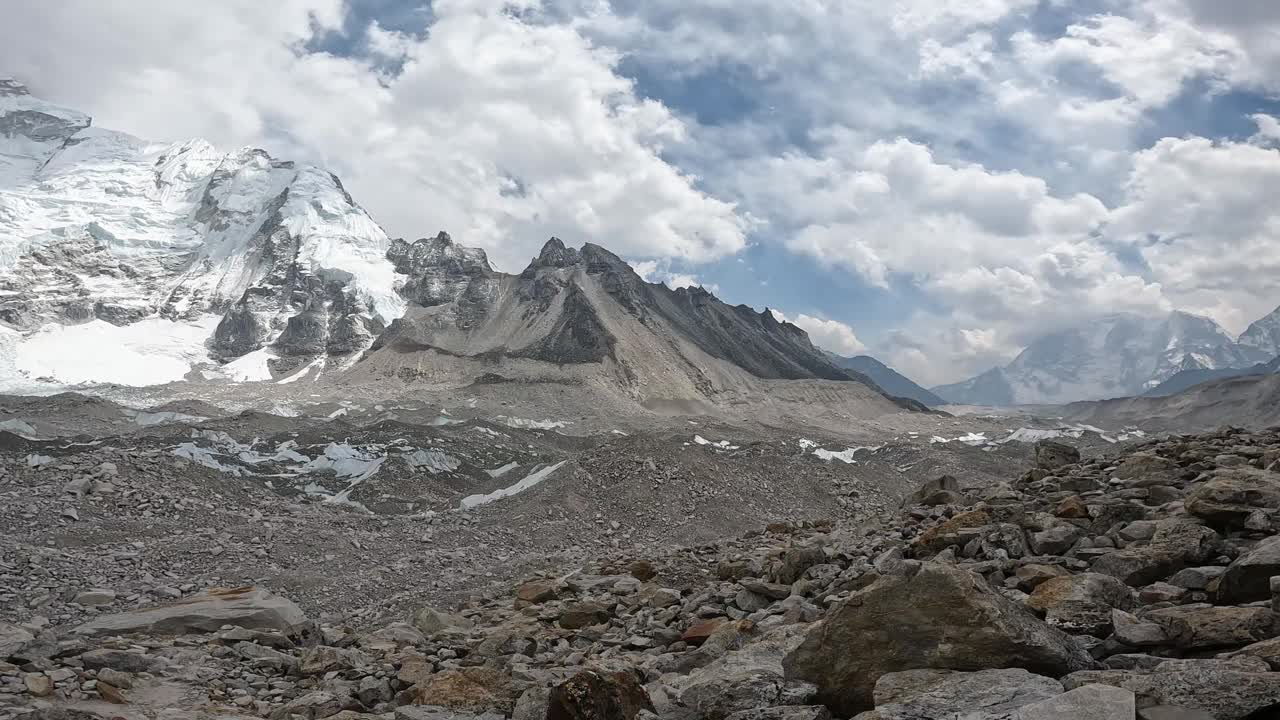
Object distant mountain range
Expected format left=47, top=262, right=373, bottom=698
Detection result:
left=827, top=354, right=945, bottom=407
left=932, top=308, right=1280, bottom=406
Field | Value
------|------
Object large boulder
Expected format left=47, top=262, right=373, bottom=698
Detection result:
left=1218, top=535, right=1280, bottom=604
left=856, top=668, right=1063, bottom=720
left=1064, top=657, right=1280, bottom=720
left=1186, top=468, right=1280, bottom=529
left=1145, top=605, right=1278, bottom=650
left=74, top=587, right=309, bottom=637
left=1112, top=454, right=1180, bottom=486
left=1036, top=441, right=1081, bottom=470
left=1091, top=520, right=1219, bottom=587
left=1012, top=683, right=1135, bottom=720
left=670, top=624, right=816, bottom=719
left=903, top=475, right=968, bottom=507
left=546, top=670, right=653, bottom=720
left=1026, top=573, right=1135, bottom=637
left=415, top=667, right=526, bottom=715
left=782, top=563, right=1094, bottom=715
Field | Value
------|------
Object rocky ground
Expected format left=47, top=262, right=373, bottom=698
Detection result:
left=4, top=412, right=1280, bottom=718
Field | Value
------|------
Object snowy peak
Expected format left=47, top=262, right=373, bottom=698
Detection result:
left=934, top=311, right=1267, bottom=406
left=1240, top=304, right=1280, bottom=357
left=0, top=80, right=406, bottom=390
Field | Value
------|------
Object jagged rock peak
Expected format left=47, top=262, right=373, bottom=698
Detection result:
left=528, top=236, right=581, bottom=271
left=387, top=231, right=493, bottom=276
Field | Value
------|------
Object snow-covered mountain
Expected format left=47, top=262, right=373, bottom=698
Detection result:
left=0, top=78, right=403, bottom=388
left=1240, top=305, right=1280, bottom=358
left=932, top=310, right=1274, bottom=406
left=0, top=78, right=906, bottom=414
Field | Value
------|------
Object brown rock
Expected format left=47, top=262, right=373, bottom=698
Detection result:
left=559, top=602, right=611, bottom=630
left=414, top=667, right=524, bottom=715
left=681, top=619, right=726, bottom=647
left=1026, top=573, right=1135, bottom=637
left=629, top=560, right=657, bottom=582
left=97, top=680, right=128, bottom=704
left=1055, top=496, right=1090, bottom=519
left=515, top=580, right=559, bottom=607
left=546, top=670, right=654, bottom=720
left=911, top=509, right=992, bottom=556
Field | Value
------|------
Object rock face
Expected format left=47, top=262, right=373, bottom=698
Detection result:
left=74, top=586, right=308, bottom=637
left=782, top=562, right=1094, bottom=714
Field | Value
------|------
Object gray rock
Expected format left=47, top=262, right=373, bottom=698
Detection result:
left=75, top=586, right=309, bottom=637
left=1013, top=683, right=1135, bottom=719
left=1168, top=566, right=1225, bottom=591
left=1111, top=610, right=1168, bottom=648
left=1030, top=524, right=1081, bottom=556
left=1091, top=519, right=1219, bottom=587
left=1137, top=708, right=1215, bottom=720
left=1145, top=604, right=1278, bottom=650
left=78, top=648, right=164, bottom=673
left=0, top=622, right=34, bottom=660
left=1186, top=468, right=1280, bottom=529
left=1218, top=535, right=1280, bottom=603
left=725, top=708, right=831, bottom=720
left=1064, top=657, right=1280, bottom=720
left=415, top=606, right=474, bottom=636
left=1036, top=441, right=1081, bottom=470
left=396, top=707, right=505, bottom=720
left=862, top=669, right=1063, bottom=720
left=783, top=563, right=1095, bottom=715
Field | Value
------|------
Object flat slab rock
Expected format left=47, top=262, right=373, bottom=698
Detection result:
left=73, top=586, right=309, bottom=638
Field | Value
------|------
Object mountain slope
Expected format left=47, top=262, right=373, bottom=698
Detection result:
left=827, top=354, right=945, bottom=406
left=352, top=235, right=913, bottom=412
left=1240, top=304, right=1280, bottom=358
left=933, top=311, right=1268, bottom=406
left=1065, top=371, right=1280, bottom=431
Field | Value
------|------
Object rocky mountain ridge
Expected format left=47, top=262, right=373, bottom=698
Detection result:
left=933, top=310, right=1280, bottom=407
left=825, top=355, right=944, bottom=407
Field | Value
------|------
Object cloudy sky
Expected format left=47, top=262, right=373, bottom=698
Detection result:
left=3, top=0, right=1279, bottom=385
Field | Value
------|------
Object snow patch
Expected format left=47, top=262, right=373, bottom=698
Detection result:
left=694, top=435, right=740, bottom=450
left=497, top=416, right=571, bottom=430
left=812, top=445, right=881, bottom=464
left=461, top=461, right=567, bottom=510
left=486, top=462, right=520, bottom=478
left=222, top=348, right=275, bottom=382
left=13, top=316, right=220, bottom=387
